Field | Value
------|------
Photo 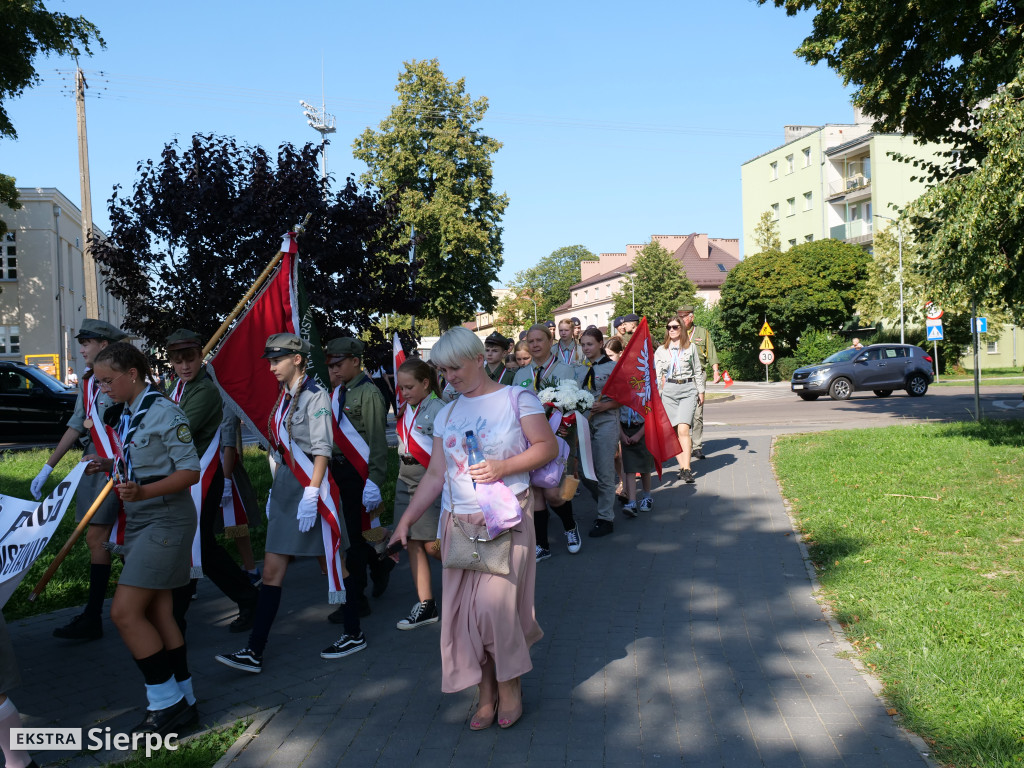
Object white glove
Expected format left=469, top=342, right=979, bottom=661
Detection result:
left=362, top=479, right=382, bottom=513
left=221, top=478, right=233, bottom=506
left=31, top=465, right=53, bottom=501
left=297, top=486, right=319, bottom=533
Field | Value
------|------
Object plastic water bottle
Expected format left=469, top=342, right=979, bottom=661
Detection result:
left=465, top=430, right=485, bottom=488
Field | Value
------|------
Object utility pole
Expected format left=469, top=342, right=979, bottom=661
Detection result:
left=76, top=66, right=99, bottom=318
left=300, top=60, right=336, bottom=182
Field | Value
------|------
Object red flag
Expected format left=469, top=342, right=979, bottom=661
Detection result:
left=602, top=317, right=682, bottom=477
left=393, top=332, right=406, bottom=407
left=208, top=243, right=299, bottom=442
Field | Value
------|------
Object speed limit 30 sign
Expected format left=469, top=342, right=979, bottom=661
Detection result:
left=758, top=349, right=775, bottom=365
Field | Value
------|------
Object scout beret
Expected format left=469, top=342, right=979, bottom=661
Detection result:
left=623, top=313, right=640, bottom=323
left=484, top=331, right=508, bottom=347
left=324, top=337, right=365, bottom=359
left=571, top=317, right=581, bottom=325
left=545, top=320, right=555, bottom=328
left=612, top=317, right=623, bottom=329
left=262, top=332, right=309, bottom=358
left=165, top=328, right=202, bottom=352
left=518, top=331, right=527, bottom=340
left=76, top=319, right=129, bottom=343
left=677, top=305, right=695, bottom=315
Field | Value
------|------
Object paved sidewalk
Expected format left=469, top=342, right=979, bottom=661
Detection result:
left=7, top=434, right=931, bottom=767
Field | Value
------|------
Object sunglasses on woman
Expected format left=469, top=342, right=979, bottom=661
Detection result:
left=666, top=323, right=681, bottom=330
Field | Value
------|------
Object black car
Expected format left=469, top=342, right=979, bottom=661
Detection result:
left=0, top=361, right=78, bottom=442
left=791, top=344, right=934, bottom=401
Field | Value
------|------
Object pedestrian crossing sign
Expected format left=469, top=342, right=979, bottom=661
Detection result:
left=926, top=324, right=944, bottom=341
left=760, top=337, right=774, bottom=350
left=759, top=321, right=774, bottom=336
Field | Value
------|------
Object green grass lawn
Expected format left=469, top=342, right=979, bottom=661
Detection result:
left=113, top=718, right=249, bottom=768
left=773, top=421, right=1024, bottom=768
left=1, top=446, right=398, bottom=620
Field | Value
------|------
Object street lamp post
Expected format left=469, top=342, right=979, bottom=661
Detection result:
left=615, top=271, right=635, bottom=314
left=525, top=295, right=538, bottom=325
left=874, top=214, right=904, bottom=344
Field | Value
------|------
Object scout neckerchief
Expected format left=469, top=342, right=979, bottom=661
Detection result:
left=486, top=362, right=510, bottom=384
left=170, top=369, right=222, bottom=578
left=103, top=385, right=161, bottom=555
left=396, top=394, right=435, bottom=467
left=330, top=373, right=376, bottom=532
left=82, top=373, right=115, bottom=459
left=582, top=355, right=611, bottom=392
left=272, top=376, right=347, bottom=604
left=669, top=343, right=697, bottom=379
left=532, top=355, right=558, bottom=391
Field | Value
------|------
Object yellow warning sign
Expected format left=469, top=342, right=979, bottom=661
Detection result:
left=759, top=321, right=774, bottom=337
left=760, top=337, right=774, bottom=350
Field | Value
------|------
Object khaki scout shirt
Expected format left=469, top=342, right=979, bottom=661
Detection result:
left=120, top=389, right=200, bottom=480
left=688, top=325, right=720, bottom=371
left=173, top=367, right=223, bottom=457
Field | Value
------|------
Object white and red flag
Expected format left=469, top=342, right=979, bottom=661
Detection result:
left=393, top=332, right=406, bottom=407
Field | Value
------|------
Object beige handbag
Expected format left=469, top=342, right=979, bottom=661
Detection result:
left=558, top=474, right=580, bottom=501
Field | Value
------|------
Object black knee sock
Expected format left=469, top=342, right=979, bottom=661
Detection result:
left=165, top=644, right=189, bottom=682
left=551, top=501, right=576, bottom=531
left=341, top=577, right=361, bottom=636
left=534, top=507, right=550, bottom=549
left=134, top=649, right=173, bottom=686
left=247, top=584, right=282, bottom=657
left=84, top=563, right=111, bottom=618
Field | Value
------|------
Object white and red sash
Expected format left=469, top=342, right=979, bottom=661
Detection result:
left=330, top=383, right=379, bottom=531
left=83, top=376, right=115, bottom=460
left=271, top=386, right=346, bottom=604
left=396, top=399, right=433, bottom=468
left=104, top=423, right=128, bottom=554
left=220, top=451, right=250, bottom=537
left=170, top=379, right=222, bottom=579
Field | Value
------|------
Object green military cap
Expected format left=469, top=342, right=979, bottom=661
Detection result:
left=677, top=305, right=695, bottom=315
left=484, top=331, right=508, bottom=347
left=165, top=328, right=203, bottom=352
left=324, top=337, right=365, bottom=361
left=262, top=332, right=309, bottom=359
left=76, top=319, right=129, bottom=343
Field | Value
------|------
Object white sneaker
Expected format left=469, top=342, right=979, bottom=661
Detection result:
left=565, top=523, right=582, bottom=554
left=639, top=495, right=654, bottom=512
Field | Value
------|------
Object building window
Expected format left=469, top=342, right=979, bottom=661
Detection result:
left=769, top=161, right=778, bottom=180
left=803, top=191, right=812, bottom=210
left=785, top=154, right=794, bottom=174
left=2, top=232, right=15, bottom=280
left=805, top=234, right=813, bottom=242
left=0, top=325, right=20, bottom=354
left=788, top=239, right=797, bottom=248
left=717, top=263, right=727, bottom=272
left=802, top=147, right=811, bottom=167
left=787, top=197, right=795, bottom=216
left=771, top=203, right=779, bottom=220
left=987, top=341, right=999, bottom=354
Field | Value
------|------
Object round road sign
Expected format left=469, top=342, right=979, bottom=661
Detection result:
left=758, top=349, right=775, bottom=365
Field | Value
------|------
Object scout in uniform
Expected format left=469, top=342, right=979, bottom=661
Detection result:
left=163, top=329, right=258, bottom=634
left=216, top=333, right=354, bottom=673
left=575, top=327, right=622, bottom=537
left=513, top=323, right=580, bottom=561
left=393, top=357, right=447, bottom=629
left=655, top=317, right=706, bottom=485
left=218, top=409, right=263, bottom=584
left=555, top=319, right=587, bottom=366
left=618, top=313, right=639, bottom=348
left=31, top=319, right=128, bottom=641
left=322, top=337, right=391, bottom=627
left=484, top=331, right=515, bottom=385
left=84, top=342, right=200, bottom=735
left=677, top=305, right=721, bottom=459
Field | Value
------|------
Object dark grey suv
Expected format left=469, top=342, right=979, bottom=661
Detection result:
left=791, top=344, right=934, bottom=401
left=0, top=361, right=78, bottom=442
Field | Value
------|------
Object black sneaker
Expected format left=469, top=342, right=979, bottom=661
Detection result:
left=214, top=648, right=263, bottom=674
left=397, top=600, right=439, bottom=631
left=229, top=602, right=256, bottom=633
left=589, top=520, right=614, bottom=538
left=328, top=597, right=370, bottom=624
left=132, top=698, right=192, bottom=736
left=321, top=632, right=367, bottom=659
left=535, top=546, right=552, bottom=562
left=53, top=612, right=102, bottom=641
left=682, top=468, right=696, bottom=484
left=370, top=557, right=395, bottom=598
left=692, top=449, right=706, bottom=460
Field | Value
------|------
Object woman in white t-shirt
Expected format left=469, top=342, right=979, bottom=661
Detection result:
left=390, top=327, right=558, bottom=732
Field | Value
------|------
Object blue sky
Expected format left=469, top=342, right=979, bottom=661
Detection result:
left=2, top=0, right=855, bottom=283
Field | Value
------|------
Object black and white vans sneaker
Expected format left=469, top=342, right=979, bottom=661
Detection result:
left=565, top=523, right=582, bottom=554
left=214, top=648, right=262, bottom=674
left=397, top=600, right=439, bottom=631
left=321, top=632, right=367, bottom=659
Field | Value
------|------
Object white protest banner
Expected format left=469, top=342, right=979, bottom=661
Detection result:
left=0, top=462, right=87, bottom=608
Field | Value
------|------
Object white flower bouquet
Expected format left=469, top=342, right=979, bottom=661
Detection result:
left=537, top=379, right=595, bottom=416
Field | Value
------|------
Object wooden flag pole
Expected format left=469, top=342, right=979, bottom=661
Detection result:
left=29, top=216, right=310, bottom=600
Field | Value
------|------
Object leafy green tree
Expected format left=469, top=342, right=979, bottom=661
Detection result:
left=718, top=238, right=869, bottom=354
left=753, top=210, right=781, bottom=253
left=611, top=241, right=698, bottom=328
left=91, top=134, right=420, bottom=355
left=353, top=59, right=508, bottom=331
left=856, top=226, right=928, bottom=327
left=503, top=244, right=594, bottom=322
left=757, top=0, right=1022, bottom=170
left=493, top=291, right=536, bottom=336
left=1, top=172, right=20, bottom=237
